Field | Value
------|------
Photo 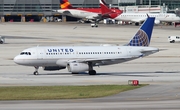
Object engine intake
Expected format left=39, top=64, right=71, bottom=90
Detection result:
left=154, top=19, right=160, bottom=24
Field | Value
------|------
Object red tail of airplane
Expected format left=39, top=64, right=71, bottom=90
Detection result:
left=100, top=0, right=123, bottom=19
left=100, top=0, right=111, bottom=14
left=60, top=0, right=73, bottom=9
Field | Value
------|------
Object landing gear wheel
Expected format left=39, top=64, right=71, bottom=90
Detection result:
left=0, top=41, right=3, bottom=44
left=33, top=71, right=39, bottom=75
left=91, top=24, right=98, bottom=28
left=89, top=70, right=96, bottom=75
left=135, top=22, right=139, bottom=26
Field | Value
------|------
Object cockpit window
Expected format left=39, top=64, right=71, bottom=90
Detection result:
left=20, top=52, right=31, bottom=55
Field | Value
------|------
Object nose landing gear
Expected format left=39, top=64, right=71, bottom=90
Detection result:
left=91, top=19, right=99, bottom=28
left=91, top=23, right=98, bottom=28
left=33, top=66, right=39, bottom=75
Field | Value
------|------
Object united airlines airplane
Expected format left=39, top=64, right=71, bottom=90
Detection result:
left=14, top=17, right=159, bottom=75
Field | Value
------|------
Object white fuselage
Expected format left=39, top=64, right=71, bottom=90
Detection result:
left=114, top=13, right=180, bottom=23
left=57, top=9, right=100, bottom=19
left=14, top=46, right=158, bottom=67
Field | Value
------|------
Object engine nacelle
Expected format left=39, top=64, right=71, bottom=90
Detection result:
left=154, top=19, right=160, bottom=24
left=67, top=63, right=89, bottom=73
left=43, top=66, right=66, bottom=71
left=0, top=36, right=5, bottom=44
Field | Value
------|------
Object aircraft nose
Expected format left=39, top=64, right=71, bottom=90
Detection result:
left=14, top=55, right=22, bottom=65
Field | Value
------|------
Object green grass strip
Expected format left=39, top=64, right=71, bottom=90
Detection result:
left=0, top=85, right=147, bottom=100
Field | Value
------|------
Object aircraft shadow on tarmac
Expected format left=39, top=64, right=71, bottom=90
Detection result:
left=37, top=71, right=179, bottom=77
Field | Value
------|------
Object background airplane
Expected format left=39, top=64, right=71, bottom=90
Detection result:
left=0, top=36, right=46, bottom=44
left=14, top=17, right=159, bottom=75
left=0, top=36, right=5, bottom=44
left=55, top=0, right=122, bottom=27
left=100, top=0, right=180, bottom=26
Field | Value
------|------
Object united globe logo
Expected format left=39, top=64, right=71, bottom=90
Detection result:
left=128, top=29, right=149, bottom=46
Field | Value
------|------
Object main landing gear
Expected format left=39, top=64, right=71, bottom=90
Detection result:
left=33, top=66, right=39, bottom=75
left=89, top=70, right=96, bottom=75
left=91, top=19, right=99, bottom=28
left=88, top=62, right=96, bottom=75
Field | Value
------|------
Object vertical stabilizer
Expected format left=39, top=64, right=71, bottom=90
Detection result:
left=60, top=0, right=73, bottom=9
left=99, top=0, right=112, bottom=14
left=128, top=17, right=155, bottom=47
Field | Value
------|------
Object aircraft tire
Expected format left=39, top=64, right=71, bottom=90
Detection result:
left=89, top=70, right=96, bottom=75
left=33, top=71, right=39, bottom=75
left=0, top=40, right=3, bottom=44
left=135, top=22, right=139, bottom=26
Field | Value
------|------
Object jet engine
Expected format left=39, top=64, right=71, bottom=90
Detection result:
left=0, top=36, right=5, bottom=44
left=43, top=66, right=66, bottom=71
left=154, top=19, right=160, bottom=24
left=67, top=63, right=89, bottom=73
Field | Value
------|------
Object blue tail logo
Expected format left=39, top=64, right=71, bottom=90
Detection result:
left=128, top=17, right=155, bottom=47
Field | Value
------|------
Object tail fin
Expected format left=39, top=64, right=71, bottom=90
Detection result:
left=60, top=0, right=73, bottom=9
left=99, top=0, right=112, bottom=14
left=127, top=17, right=155, bottom=47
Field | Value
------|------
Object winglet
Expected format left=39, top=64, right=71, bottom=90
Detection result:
left=127, top=17, right=155, bottom=47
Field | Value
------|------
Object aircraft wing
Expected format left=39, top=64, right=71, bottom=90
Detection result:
left=67, top=56, right=136, bottom=66
left=85, top=14, right=101, bottom=19
left=67, top=48, right=159, bottom=65
left=131, top=18, right=146, bottom=23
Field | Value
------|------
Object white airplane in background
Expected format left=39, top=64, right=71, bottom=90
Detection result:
left=115, top=13, right=180, bottom=26
left=14, top=17, right=159, bottom=75
left=100, top=0, right=180, bottom=26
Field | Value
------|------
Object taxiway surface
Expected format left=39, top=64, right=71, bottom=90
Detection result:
left=0, top=22, right=180, bottom=109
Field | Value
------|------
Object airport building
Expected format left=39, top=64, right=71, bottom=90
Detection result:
left=0, top=0, right=180, bottom=22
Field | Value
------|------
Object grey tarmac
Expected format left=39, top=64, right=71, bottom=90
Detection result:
left=0, top=22, right=180, bottom=109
